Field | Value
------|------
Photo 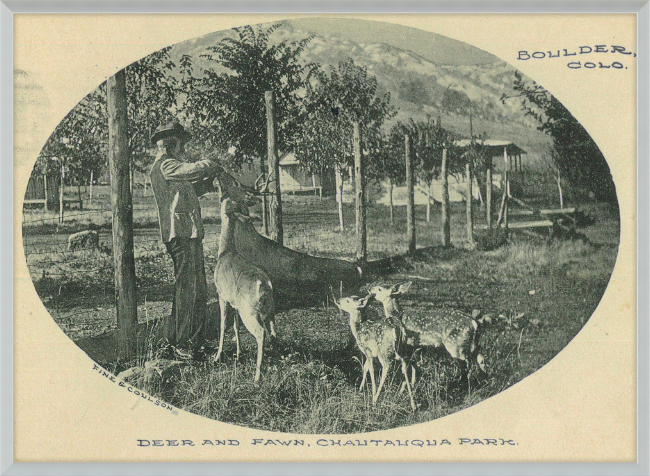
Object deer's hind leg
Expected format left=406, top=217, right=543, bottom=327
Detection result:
left=233, top=313, right=241, bottom=360
left=251, top=323, right=265, bottom=383
left=214, top=298, right=231, bottom=363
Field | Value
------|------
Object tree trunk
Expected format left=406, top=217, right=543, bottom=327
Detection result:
left=129, top=161, right=134, bottom=197
left=89, top=170, right=94, bottom=205
left=262, top=194, right=269, bottom=236
left=466, top=162, right=473, bottom=243
left=496, top=182, right=508, bottom=229
left=389, top=178, right=394, bottom=226
left=486, top=166, right=492, bottom=230
left=441, top=148, right=450, bottom=247
left=107, top=69, right=137, bottom=364
left=353, top=122, right=366, bottom=264
left=503, top=146, right=509, bottom=231
left=557, top=172, right=564, bottom=209
left=43, top=173, right=49, bottom=210
left=59, top=163, right=64, bottom=223
left=426, top=181, right=431, bottom=222
left=265, top=91, right=283, bottom=245
left=405, top=133, right=416, bottom=254
left=336, top=164, right=344, bottom=232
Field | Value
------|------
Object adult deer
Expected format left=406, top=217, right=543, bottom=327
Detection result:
left=332, top=293, right=416, bottom=411
left=369, top=283, right=488, bottom=384
left=213, top=197, right=276, bottom=383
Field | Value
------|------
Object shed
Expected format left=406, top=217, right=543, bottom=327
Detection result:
left=279, top=152, right=324, bottom=196
left=24, top=173, right=60, bottom=210
left=456, top=139, right=527, bottom=172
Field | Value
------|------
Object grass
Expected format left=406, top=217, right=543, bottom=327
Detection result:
left=21, top=191, right=620, bottom=433
left=118, top=233, right=614, bottom=433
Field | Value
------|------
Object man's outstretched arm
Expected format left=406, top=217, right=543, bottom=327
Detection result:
left=160, top=157, right=219, bottom=182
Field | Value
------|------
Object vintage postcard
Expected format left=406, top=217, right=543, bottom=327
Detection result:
left=12, top=13, right=637, bottom=464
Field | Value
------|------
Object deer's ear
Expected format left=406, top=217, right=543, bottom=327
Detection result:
left=358, top=296, right=370, bottom=308
left=233, top=212, right=252, bottom=223
left=398, top=281, right=413, bottom=294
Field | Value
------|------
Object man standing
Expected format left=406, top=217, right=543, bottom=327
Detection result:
left=149, top=121, right=218, bottom=357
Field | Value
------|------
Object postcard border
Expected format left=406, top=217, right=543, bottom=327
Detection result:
left=2, top=1, right=649, bottom=475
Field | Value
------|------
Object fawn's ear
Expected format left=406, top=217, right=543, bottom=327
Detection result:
left=358, top=296, right=371, bottom=308
left=394, top=281, right=413, bottom=295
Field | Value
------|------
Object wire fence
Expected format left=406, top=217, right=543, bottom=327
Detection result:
left=21, top=181, right=503, bottom=343
left=21, top=185, right=374, bottom=340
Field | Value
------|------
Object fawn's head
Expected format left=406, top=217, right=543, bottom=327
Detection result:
left=369, top=281, right=413, bottom=303
left=332, top=294, right=372, bottom=315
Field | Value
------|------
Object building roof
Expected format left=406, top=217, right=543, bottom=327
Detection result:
left=279, top=152, right=300, bottom=166
left=455, top=139, right=527, bottom=156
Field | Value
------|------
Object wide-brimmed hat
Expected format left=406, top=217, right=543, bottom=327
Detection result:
left=150, top=120, right=192, bottom=145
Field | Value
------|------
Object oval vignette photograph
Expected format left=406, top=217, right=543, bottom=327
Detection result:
left=20, top=18, right=620, bottom=434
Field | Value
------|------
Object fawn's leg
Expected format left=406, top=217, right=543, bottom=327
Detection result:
left=401, top=358, right=417, bottom=411
left=269, top=318, right=277, bottom=339
left=476, top=352, right=487, bottom=373
left=374, top=356, right=390, bottom=404
left=367, top=357, right=377, bottom=400
left=400, top=360, right=417, bottom=394
left=359, top=358, right=369, bottom=391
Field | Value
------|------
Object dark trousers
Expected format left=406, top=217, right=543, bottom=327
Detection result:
left=164, top=238, right=208, bottom=349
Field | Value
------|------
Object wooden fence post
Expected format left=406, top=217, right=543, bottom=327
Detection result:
left=503, top=146, right=509, bottom=231
left=89, top=170, right=94, bottom=205
left=466, top=161, right=474, bottom=243
left=43, top=173, right=49, bottom=210
left=486, top=165, right=492, bottom=230
left=262, top=162, right=269, bottom=236
left=335, top=164, right=345, bottom=232
left=353, top=122, right=367, bottom=264
left=108, top=69, right=137, bottom=363
left=441, top=148, right=450, bottom=247
left=58, top=162, right=64, bottom=223
left=405, top=133, right=416, bottom=254
left=265, top=91, right=283, bottom=245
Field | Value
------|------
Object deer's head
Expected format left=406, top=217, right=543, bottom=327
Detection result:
left=332, top=293, right=372, bottom=315
left=213, top=167, right=272, bottom=216
left=369, top=282, right=413, bottom=303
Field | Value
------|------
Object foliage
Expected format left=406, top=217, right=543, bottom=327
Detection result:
left=294, top=58, right=395, bottom=176
left=36, top=46, right=180, bottom=183
left=376, top=118, right=461, bottom=187
left=397, top=77, right=432, bottom=106
left=502, top=71, right=616, bottom=202
left=36, top=88, right=107, bottom=183
left=441, top=87, right=471, bottom=113
left=186, top=24, right=316, bottom=168
left=125, top=46, right=178, bottom=173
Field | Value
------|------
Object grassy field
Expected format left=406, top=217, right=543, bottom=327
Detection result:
left=21, top=187, right=620, bottom=433
left=119, top=232, right=616, bottom=433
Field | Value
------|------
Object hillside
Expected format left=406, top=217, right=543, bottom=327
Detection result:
left=168, top=20, right=552, bottom=166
